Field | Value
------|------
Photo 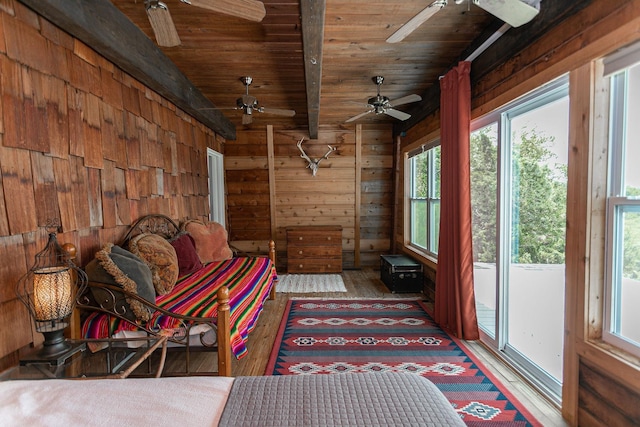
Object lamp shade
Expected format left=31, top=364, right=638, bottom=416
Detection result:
left=33, top=266, right=74, bottom=322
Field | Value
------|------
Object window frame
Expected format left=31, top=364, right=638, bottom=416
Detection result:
left=603, top=61, right=640, bottom=358
left=405, top=142, right=441, bottom=258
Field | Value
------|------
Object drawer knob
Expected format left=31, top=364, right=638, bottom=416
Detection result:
left=299, top=264, right=303, bottom=268
left=298, top=236, right=303, bottom=241
left=327, top=236, right=331, bottom=241
left=298, top=250, right=303, bottom=255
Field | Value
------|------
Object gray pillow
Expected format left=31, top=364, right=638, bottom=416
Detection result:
left=85, top=244, right=155, bottom=322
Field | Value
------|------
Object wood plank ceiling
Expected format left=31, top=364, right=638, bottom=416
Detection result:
left=19, top=0, right=591, bottom=140
left=108, top=0, right=496, bottom=138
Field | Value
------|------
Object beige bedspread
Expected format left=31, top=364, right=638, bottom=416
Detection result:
left=0, top=376, right=234, bottom=427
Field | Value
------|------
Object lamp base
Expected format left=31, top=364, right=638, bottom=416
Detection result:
left=20, top=329, right=86, bottom=366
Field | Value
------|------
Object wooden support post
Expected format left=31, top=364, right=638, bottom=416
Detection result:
left=268, top=240, right=277, bottom=299
left=62, top=242, right=82, bottom=339
left=354, top=124, right=362, bottom=268
left=216, top=286, right=232, bottom=377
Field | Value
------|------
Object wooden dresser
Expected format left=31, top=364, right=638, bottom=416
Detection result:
left=286, top=226, right=342, bottom=273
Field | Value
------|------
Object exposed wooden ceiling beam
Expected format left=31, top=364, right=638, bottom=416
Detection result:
left=18, top=0, right=236, bottom=140
left=300, top=0, right=326, bottom=139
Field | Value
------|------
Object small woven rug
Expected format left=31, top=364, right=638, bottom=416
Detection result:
left=266, top=299, right=542, bottom=426
left=276, top=274, right=347, bottom=293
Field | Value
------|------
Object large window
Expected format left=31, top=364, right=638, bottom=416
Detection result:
left=470, top=77, right=569, bottom=402
left=603, top=45, right=640, bottom=358
left=407, top=144, right=441, bottom=256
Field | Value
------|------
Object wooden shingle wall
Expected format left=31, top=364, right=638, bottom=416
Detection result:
left=225, top=124, right=393, bottom=272
left=0, top=2, right=222, bottom=369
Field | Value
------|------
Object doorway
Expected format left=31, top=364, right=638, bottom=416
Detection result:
left=470, top=78, right=569, bottom=402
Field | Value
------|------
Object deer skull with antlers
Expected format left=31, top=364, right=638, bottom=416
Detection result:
left=297, top=138, right=337, bottom=177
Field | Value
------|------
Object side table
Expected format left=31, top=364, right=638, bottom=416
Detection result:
left=0, top=336, right=168, bottom=380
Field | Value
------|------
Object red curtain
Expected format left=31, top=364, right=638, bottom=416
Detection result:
left=434, top=61, right=479, bottom=340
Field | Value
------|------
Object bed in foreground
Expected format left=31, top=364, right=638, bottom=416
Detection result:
left=0, top=372, right=464, bottom=426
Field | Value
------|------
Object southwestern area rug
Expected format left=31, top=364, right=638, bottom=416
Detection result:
left=265, top=299, right=542, bottom=426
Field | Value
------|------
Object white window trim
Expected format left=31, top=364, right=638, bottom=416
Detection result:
left=405, top=142, right=440, bottom=259
left=206, top=148, right=226, bottom=227
left=602, top=50, right=640, bottom=358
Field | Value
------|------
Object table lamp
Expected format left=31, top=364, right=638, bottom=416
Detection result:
left=15, top=226, right=88, bottom=365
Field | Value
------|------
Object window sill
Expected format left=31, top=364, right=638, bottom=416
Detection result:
left=404, top=245, right=437, bottom=270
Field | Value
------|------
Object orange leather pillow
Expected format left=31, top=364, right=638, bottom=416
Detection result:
left=183, top=220, right=233, bottom=264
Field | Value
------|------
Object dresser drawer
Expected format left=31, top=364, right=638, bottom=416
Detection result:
left=287, top=245, right=342, bottom=258
left=287, top=231, right=341, bottom=246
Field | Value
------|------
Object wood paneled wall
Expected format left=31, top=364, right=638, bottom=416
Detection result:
left=396, top=0, right=640, bottom=425
left=225, top=124, right=393, bottom=271
left=578, top=359, right=640, bottom=426
left=0, top=2, right=222, bottom=370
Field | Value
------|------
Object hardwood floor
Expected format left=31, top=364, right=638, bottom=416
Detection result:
left=166, top=268, right=568, bottom=426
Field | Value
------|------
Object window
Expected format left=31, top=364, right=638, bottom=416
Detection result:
left=207, top=148, right=226, bottom=227
left=407, top=144, right=441, bottom=256
left=470, top=77, right=569, bottom=402
left=603, top=45, right=640, bottom=358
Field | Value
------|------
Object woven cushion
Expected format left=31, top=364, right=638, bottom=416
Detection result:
left=169, top=233, right=203, bottom=277
left=85, top=244, right=155, bottom=321
left=183, top=220, right=233, bottom=264
left=128, top=233, right=179, bottom=295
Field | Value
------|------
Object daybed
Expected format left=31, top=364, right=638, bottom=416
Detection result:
left=0, top=372, right=465, bottom=426
left=77, top=214, right=277, bottom=376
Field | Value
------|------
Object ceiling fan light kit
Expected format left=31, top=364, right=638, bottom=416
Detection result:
left=346, top=76, right=422, bottom=123
left=386, top=0, right=539, bottom=44
left=145, top=0, right=182, bottom=47
left=472, top=0, right=539, bottom=28
left=235, top=76, right=295, bottom=125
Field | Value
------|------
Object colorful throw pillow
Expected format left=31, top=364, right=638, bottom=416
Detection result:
left=169, top=232, right=203, bottom=277
left=128, top=233, right=179, bottom=295
left=85, top=244, right=155, bottom=322
left=183, top=220, right=233, bottom=264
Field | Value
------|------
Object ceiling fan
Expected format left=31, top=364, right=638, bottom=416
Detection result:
left=145, top=0, right=266, bottom=47
left=345, top=76, right=422, bottom=123
left=215, top=76, right=296, bottom=125
left=386, top=0, right=540, bottom=44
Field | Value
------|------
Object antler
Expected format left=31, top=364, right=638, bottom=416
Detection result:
left=319, top=145, right=337, bottom=163
left=297, top=138, right=313, bottom=164
left=296, top=138, right=336, bottom=177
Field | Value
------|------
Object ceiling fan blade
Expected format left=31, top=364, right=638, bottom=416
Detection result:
left=384, top=108, right=411, bottom=121
left=145, top=1, right=181, bottom=47
left=386, top=0, right=447, bottom=44
left=389, top=94, right=422, bottom=107
left=182, top=0, right=266, bottom=23
left=473, top=0, right=539, bottom=27
left=259, top=107, right=296, bottom=117
left=345, top=110, right=373, bottom=123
